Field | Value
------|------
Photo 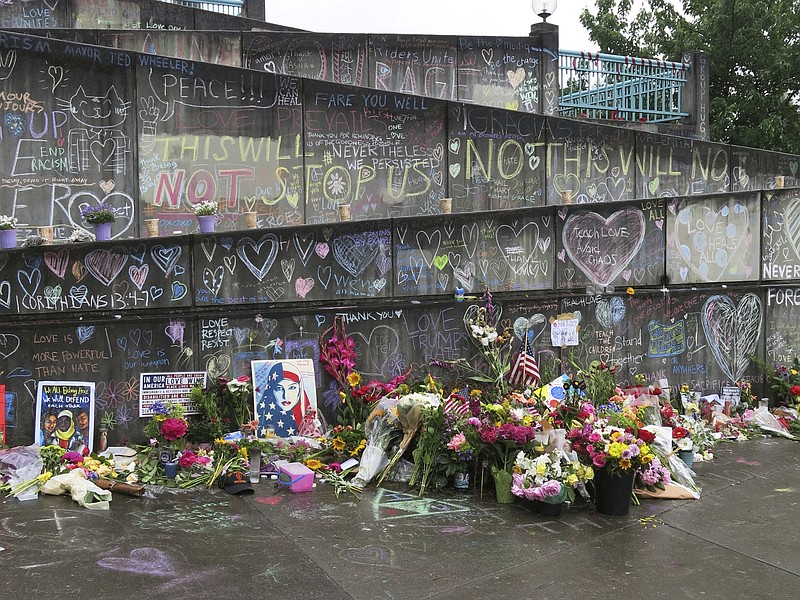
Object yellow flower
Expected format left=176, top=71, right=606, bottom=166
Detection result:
left=608, top=442, right=627, bottom=458
left=536, top=463, right=547, bottom=476
left=37, top=472, right=52, bottom=483
left=469, top=389, right=482, bottom=397
left=339, top=391, right=347, bottom=403
left=241, top=447, right=248, bottom=461
left=96, top=464, right=113, bottom=477
left=347, top=371, right=361, bottom=388
left=639, top=444, right=651, bottom=456
left=792, top=369, right=798, bottom=376
left=350, top=439, right=366, bottom=456
left=583, top=466, right=594, bottom=480
left=619, top=459, right=632, bottom=469
left=610, top=431, right=622, bottom=441
left=626, top=287, right=635, bottom=295
left=521, top=415, right=533, bottom=427
left=83, top=458, right=101, bottom=471
left=332, top=437, right=346, bottom=451
left=305, top=459, right=323, bottom=470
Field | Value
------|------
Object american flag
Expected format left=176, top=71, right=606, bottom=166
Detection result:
left=443, top=394, right=471, bottom=417
left=507, top=342, right=540, bottom=388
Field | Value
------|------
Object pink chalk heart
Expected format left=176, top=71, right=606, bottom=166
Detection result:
left=295, top=277, right=315, bottom=298
left=314, top=242, right=329, bottom=259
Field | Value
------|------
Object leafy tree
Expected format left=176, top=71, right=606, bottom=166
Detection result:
left=580, top=0, right=800, bottom=153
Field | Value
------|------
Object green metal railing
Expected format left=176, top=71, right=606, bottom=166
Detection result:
left=160, top=0, right=243, bottom=16
left=559, top=50, right=689, bottom=123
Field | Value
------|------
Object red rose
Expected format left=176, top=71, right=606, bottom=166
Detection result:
left=791, top=385, right=800, bottom=396
left=672, top=426, right=689, bottom=439
left=638, top=429, right=656, bottom=443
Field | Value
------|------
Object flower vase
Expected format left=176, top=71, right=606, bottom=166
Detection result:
left=593, top=467, right=635, bottom=516
left=678, top=449, right=695, bottom=469
left=163, top=460, right=179, bottom=479
left=533, top=500, right=563, bottom=517
left=197, top=214, right=216, bottom=233
left=0, top=228, right=17, bottom=249
left=249, top=448, right=262, bottom=484
left=93, top=222, right=112, bottom=241
left=491, top=467, right=515, bottom=504
left=453, top=468, right=470, bottom=492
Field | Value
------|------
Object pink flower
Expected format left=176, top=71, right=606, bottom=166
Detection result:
left=236, top=375, right=249, bottom=383
left=467, top=417, right=481, bottom=426
left=327, top=462, right=342, bottom=473
left=588, top=431, right=602, bottom=443
left=539, top=479, right=562, bottom=498
left=592, top=454, right=607, bottom=468
left=160, top=417, right=187, bottom=441
left=178, top=452, right=197, bottom=468
left=62, top=452, right=83, bottom=464
left=447, top=433, right=466, bottom=451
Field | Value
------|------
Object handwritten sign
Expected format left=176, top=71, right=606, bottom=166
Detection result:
left=551, top=317, right=579, bottom=347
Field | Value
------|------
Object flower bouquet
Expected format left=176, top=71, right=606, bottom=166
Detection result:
left=512, top=448, right=593, bottom=509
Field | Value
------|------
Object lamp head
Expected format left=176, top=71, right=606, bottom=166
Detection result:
left=531, top=0, right=558, bottom=22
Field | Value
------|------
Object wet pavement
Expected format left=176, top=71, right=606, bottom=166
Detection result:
left=2, top=437, right=798, bottom=599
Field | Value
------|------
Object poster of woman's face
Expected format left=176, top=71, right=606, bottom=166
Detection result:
left=35, top=381, right=95, bottom=453
left=251, top=359, right=319, bottom=438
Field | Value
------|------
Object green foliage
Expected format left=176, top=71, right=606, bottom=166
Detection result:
left=581, top=0, right=800, bottom=154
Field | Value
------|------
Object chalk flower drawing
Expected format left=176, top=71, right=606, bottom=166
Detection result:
left=327, top=172, right=347, bottom=197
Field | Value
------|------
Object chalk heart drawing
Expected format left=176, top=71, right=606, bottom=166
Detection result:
left=203, top=266, right=224, bottom=297
left=150, top=245, right=181, bottom=275
left=97, top=548, right=177, bottom=577
left=340, top=545, right=393, bottom=567
left=513, top=314, right=546, bottom=344
left=562, top=208, right=646, bottom=287
left=314, top=242, right=329, bottom=259
left=454, top=261, right=475, bottom=290
left=461, top=223, right=480, bottom=259
left=332, top=232, right=379, bottom=277
left=495, top=221, right=541, bottom=276
left=553, top=173, right=580, bottom=195
left=596, top=296, right=626, bottom=329
left=85, top=248, right=128, bottom=286
left=171, top=281, right=187, bottom=301
left=128, top=264, right=149, bottom=290
left=205, top=354, right=231, bottom=380
left=783, top=198, right=800, bottom=259
left=293, top=231, right=316, bottom=266
left=0, top=333, right=21, bottom=359
left=295, top=277, right=314, bottom=298
left=416, top=229, right=442, bottom=269
left=237, top=233, right=278, bottom=281
left=0, top=280, right=11, bottom=308
left=673, top=202, right=750, bottom=281
left=44, top=248, right=70, bottom=279
left=76, top=326, right=95, bottom=344
left=701, top=293, right=762, bottom=382
left=351, top=325, right=400, bottom=377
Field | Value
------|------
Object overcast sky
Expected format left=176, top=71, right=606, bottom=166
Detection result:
left=264, top=1, right=599, bottom=51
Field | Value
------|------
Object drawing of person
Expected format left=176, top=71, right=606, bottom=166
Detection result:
left=257, top=362, right=310, bottom=437
left=47, top=410, right=86, bottom=452
left=40, top=410, right=58, bottom=445
left=298, top=407, right=324, bottom=438
left=76, top=409, right=90, bottom=442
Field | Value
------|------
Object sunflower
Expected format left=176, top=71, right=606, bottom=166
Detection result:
left=332, top=437, right=346, bottom=452
left=347, top=371, right=361, bottom=388
left=305, top=459, right=323, bottom=470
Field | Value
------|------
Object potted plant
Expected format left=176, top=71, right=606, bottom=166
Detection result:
left=567, top=419, right=657, bottom=515
left=192, top=200, right=218, bottom=233
left=80, top=201, right=116, bottom=241
left=0, top=215, right=18, bottom=249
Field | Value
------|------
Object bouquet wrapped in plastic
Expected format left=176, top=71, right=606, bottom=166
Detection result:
left=351, top=396, right=403, bottom=488
left=641, top=425, right=700, bottom=499
left=0, top=445, right=45, bottom=501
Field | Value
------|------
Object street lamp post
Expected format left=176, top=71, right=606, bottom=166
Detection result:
left=531, top=0, right=558, bottom=23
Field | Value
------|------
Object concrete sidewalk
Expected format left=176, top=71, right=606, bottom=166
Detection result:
left=2, top=437, right=798, bottom=599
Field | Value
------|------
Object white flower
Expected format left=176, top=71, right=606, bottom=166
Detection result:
left=0, top=215, right=17, bottom=230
